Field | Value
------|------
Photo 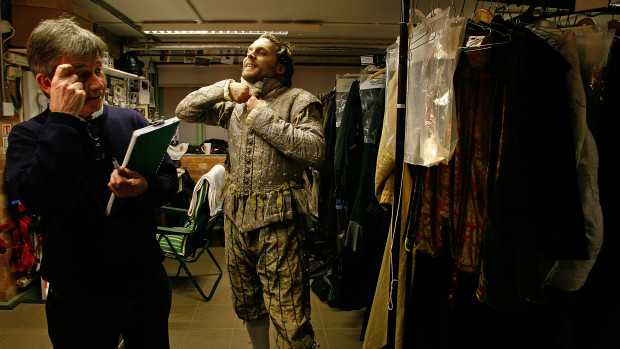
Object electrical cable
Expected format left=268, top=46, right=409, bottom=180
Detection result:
left=2, top=26, right=15, bottom=44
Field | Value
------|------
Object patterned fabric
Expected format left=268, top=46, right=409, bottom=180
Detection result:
left=224, top=215, right=315, bottom=349
left=175, top=78, right=325, bottom=232
left=412, top=47, right=494, bottom=273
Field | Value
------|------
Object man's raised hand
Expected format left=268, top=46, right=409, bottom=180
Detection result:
left=228, top=82, right=251, bottom=103
left=49, top=64, right=86, bottom=117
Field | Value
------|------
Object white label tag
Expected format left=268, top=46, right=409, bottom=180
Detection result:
left=466, top=36, right=485, bottom=48
left=360, top=55, right=374, bottom=65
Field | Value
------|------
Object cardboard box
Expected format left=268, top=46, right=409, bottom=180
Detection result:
left=10, top=0, right=94, bottom=47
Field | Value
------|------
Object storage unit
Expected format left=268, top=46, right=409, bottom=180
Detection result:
left=10, top=0, right=94, bottom=47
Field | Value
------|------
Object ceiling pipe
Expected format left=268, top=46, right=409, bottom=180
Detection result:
left=184, top=0, right=205, bottom=24
left=89, top=0, right=162, bottom=42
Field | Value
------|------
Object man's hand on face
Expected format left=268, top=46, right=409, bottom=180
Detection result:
left=49, top=64, right=86, bottom=117
left=229, top=82, right=251, bottom=103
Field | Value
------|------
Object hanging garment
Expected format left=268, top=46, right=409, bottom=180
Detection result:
left=327, top=80, right=364, bottom=309
left=335, top=75, right=359, bottom=127
left=334, top=80, right=364, bottom=214
left=571, top=25, right=614, bottom=133
left=345, top=75, right=387, bottom=255
left=396, top=20, right=596, bottom=348
left=380, top=41, right=399, bottom=156
left=570, top=35, right=620, bottom=349
left=375, top=80, right=398, bottom=206
left=375, top=41, right=399, bottom=206
left=528, top=28, right=604, bottom=292
left=591, top=37, right=620, bottom=284
left=411, top=27, right=496, bottom=273
left=363, top=164, right=418, bottom=349
left=404, top=8, right=467, bottom=166
left=317, top=90, right=337, bottom=244
left=340, top=75, right=389, bottom=312
left=407, top=17, right=520, bottom=289
left=484, top=18, right=588, bottom=310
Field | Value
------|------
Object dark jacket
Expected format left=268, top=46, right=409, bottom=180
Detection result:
left=6, top=105, right=178, bottom=285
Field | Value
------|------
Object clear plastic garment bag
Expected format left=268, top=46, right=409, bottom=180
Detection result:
left=405, top=7, right=466, bottom=167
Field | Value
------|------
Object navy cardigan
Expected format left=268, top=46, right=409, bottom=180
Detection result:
left=6, top=105, right=178, bottom=285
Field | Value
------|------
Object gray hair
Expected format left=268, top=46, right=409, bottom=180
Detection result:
left=27, top=17, right=107, bottom=77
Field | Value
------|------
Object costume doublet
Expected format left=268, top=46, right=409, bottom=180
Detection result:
left=175, top=78, right=325, bottom=231
left=176, top=77, right=325, bottom=348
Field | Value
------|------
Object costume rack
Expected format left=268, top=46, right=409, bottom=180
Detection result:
left=386, top=0, right=619, bottom=347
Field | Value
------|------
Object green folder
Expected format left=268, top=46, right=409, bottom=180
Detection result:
left=106, top=117, right=180, bottom=216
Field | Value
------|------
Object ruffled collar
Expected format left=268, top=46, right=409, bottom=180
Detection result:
left=241, top=77, right=286, bottom=98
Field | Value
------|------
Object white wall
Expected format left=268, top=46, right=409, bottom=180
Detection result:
left=159, top=64, right=360, bottom=144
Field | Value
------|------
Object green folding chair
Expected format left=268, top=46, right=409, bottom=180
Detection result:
left=156, top=181, right=223, bottom=301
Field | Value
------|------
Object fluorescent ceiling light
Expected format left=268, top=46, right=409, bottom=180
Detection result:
left=144, top=30, right=288, bottom=35
left=142, top=22, right=319, bottom=35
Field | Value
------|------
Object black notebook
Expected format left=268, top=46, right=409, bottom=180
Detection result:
left=106, top=117, right=180, bottom=216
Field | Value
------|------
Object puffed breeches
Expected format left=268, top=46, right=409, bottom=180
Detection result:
left=224, top=215, right=315, bottom=349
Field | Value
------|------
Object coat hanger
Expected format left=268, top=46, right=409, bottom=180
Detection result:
left=408, top=7, right=436, bottom=51
left=459, top=0, right=467, bottom=17
left=460, top=19, right=512, bottom=52
left=430, top=0, right=439, bottom=18
left=361, top=64, right=381, bottom=74
left=527, top=21, right=562, bottom=47
left=489, top=0, right=501, bottom=15
left=369, top=68, right=387, bottom=80
left=408, top=0, right=429, bottom=40
left=526, top=1, right=558, bottom=28
left=512, top=2, right=543, bottom=25
left=495, top=4, right=512, bottom=22
left=477, top=0, right=502, bottom=22
left=513, top=0, right=527, bottom=24
left=472, top=0, right=493, bottom=22
left=474, top=9, right=494, bottom=22
left=575, top=16, right=596, bottom=27
left=450, top=0, right=458, bottom=18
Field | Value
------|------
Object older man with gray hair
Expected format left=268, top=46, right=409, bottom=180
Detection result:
left=6, top=17, right=178, bottom=348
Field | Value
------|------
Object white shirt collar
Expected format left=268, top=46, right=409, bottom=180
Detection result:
left=77, top=105, right=104, bottom=123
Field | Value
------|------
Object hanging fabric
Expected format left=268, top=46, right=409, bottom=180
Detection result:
left=334, top=74, right=359, bottom=127
left=571, top=24, right=615, bottom=132
left=404, top=7, right=466, bottom=167
left=528, top=25, right=604, bottom=292
left=340, top=70, right=389, bottom=312
left=374, top=41, right=399, bottom=207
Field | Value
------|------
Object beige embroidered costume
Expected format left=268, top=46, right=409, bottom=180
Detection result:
left=175, top=78, right=324, bottom=230
left=176, top=77, right=324, bottom=348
